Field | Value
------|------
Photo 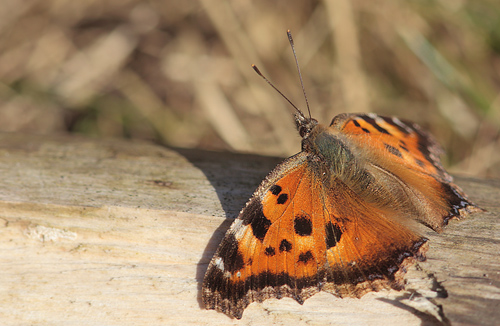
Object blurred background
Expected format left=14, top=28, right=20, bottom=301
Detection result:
left=0, top=0, right=499, bottom=177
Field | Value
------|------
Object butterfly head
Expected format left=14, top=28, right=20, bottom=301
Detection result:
left=295, top=113, right=318, bottom=139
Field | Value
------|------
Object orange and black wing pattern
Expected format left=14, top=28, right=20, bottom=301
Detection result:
left=330, top=113, right=483, bottom=231
left=202, top=152, right=427, bottom=319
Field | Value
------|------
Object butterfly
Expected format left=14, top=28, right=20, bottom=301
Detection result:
left=202, top=31, right=483, bottom=319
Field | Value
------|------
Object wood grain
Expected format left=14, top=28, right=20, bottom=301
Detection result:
left=0, top=133, right=498, bottom=325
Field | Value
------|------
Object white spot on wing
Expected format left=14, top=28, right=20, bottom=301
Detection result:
left=392, top=117, right=413, bottom=134
left=367, top=113, right=384, bottom=124
left=230, top=218, right=243, bottom=231
left=234, top=224, right=248, bottom=240
left=214, top=257, right=224, bottom=271
left=374, top=115, right=384, bottom=124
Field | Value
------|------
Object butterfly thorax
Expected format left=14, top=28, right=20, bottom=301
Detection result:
left=302, top=123, right=361, bottom=178
left=302, top=122, right=399, bottom=212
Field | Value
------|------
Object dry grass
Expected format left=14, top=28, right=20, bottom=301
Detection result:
left=0, top=0, right=499, bottom=177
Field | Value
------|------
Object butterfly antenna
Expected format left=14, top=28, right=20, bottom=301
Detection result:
left=287, top=30, right=311, bottom=120
left=251, top=64, right=305, bottom=119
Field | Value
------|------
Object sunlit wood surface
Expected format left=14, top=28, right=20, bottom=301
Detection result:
left=0, top=133, right=497, bottom=325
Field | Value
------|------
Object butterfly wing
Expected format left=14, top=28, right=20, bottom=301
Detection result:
left=330, top=113, right=483, bottom=231
left=202, top=152, right=427, bottom=319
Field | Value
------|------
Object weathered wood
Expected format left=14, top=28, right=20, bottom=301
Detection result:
left=0, top=133, right=498, bottom=325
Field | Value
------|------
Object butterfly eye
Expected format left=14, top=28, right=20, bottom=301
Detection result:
left=297, top=118, right=318, bottom=138
left=299, top=125, right=308, bottom=138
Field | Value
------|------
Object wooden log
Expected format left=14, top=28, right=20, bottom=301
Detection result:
left=0, top=133, right=497, bottom=325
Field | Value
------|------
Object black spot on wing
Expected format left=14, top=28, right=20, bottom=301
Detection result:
left=279, top=239, right=292, bottom=252
left=265, top=246, right=276, bottom=256
left=349, top=117, right=370, bottom=133
left=250, top=215, right=272, bottom=241
left=241, top=198, right=271, bottom=241
left=269, top=185, right=282, bottom=195
left=384, top=143, right=403, bottom=158
left=218, top=234, right=245, bottom=273
left=298, top=251, right=314, bottom=263
left=382, top=116, right=411, bottom=135
left=277, top=193, right=288, bottom=204
left=415, top=159, right=426, bottom=168
left=325, top=222, right=343, bottom=249
left=361, top=115, right=391, bottom=135
left=294, top=215, right=312, bottom=236
left=398, top=140, right=409, bottom=152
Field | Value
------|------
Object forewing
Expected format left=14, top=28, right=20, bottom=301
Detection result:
left=330, top=113, right=483, bottom=231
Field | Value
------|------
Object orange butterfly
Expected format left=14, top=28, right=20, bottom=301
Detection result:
left=202, top=31, right=482, bottom=319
